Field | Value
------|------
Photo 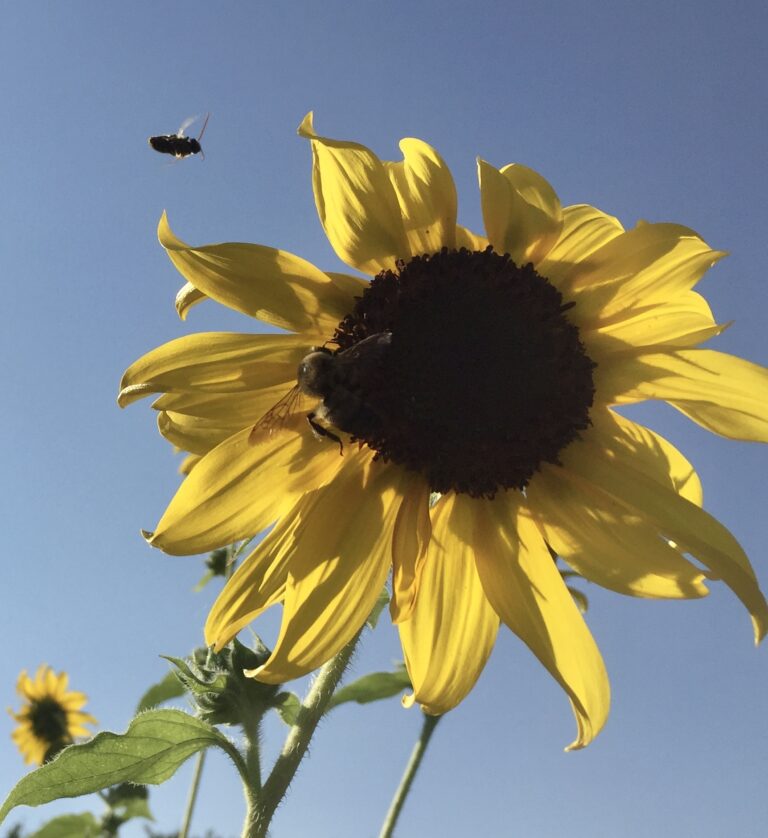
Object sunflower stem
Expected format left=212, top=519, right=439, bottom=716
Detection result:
left=179, top=750, right=206, bottom=838
left=242, top=628, right=364, bottom=838
left=378, top=712, right=442, bottom=838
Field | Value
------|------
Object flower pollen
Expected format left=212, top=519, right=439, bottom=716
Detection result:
left=333, top=248, right=596, bottom=497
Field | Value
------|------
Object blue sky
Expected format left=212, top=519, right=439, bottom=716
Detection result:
left=2, top=1, right=767, bottom=835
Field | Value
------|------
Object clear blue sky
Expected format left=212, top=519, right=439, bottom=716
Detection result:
left=2, top=2, right=767, bottom=836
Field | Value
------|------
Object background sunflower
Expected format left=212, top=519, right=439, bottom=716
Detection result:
left=8, top=667, right=96, bottom=767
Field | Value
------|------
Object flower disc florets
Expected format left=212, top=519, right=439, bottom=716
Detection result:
left=333, top=247, right=596, bottom=497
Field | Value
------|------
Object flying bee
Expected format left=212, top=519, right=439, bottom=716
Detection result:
left=148, top=113, right=210, bottom=159
left=250, top=332, right=392, bottom=452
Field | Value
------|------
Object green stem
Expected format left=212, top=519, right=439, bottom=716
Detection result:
left=378, top=713, right=442, bottom=838
left=241, top=628, right=365, bottom=838
left=179, top=751, right=206, bottom=838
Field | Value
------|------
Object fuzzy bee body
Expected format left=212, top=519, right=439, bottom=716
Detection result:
left=252, top=332, right=392, bottom=450
left=148, top=113, right=209, bottom=159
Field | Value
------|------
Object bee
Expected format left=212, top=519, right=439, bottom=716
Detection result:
left=148, top=113, right=210, bottom=159
left=251, top=332, right=392, bottom=452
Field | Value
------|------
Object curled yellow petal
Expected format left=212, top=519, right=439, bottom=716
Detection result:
left=474, top=493, right=610, bottom=750
left=384, top=138, right=457, bottom=254
left=478, top=159, right=563, bottom=265
left=175, top=281, right=207, bottom=320
left=298, top=112, right=408, bottom=275
left=158, top=212, right=354, bottom=335
left=399, top=494, right=499, bottom=715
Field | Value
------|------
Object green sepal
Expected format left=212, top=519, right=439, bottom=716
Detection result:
left=566, top=586, right=589, bottom=614
left=102, top=782, right=153, bottom=822
left=27, top=813, right=101, bottom=837
left=0, top=710, right=237, bottom=825
left=135, top=670, right=187, bottom=713
left=163, top=639, right=280, bottom=726
left=327, top=665, right=411, bottom=711
left=161, top=655, right=228, bottom=697
left=273, top=692, right=301, bottom=726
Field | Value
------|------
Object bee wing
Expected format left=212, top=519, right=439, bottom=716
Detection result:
left=177, top=114, right=199, bottom=138
left=248, top=385, right=304, bottom=444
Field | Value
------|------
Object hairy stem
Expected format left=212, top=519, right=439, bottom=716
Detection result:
left=242, top=629, right=364, bottom=838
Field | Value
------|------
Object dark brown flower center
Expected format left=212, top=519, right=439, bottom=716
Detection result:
left=330, top=247, right=595, bottom=498
left=28, top=697, right=69, bottom=745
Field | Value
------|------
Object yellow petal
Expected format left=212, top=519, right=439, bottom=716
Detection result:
left=561, top=222, right=725, bottom=324
left=399, top=494, right=500, bottom=714
left=248, top=454, right=403, bottom=683
left=537, top=204, right=625, bottom=287
left=390, top=473, right=432, bottom=623
left=179, top=454, right=200, bottom=475
left=118, top=332, right=308, bottom=407
left=205, top=498, right=312, bottom=648
left=175, top=281, right=207, bottom=320
left=158, top=212, right=353, bottom=335
left=591, top=408, right=703, bottom=505
left=455, top=225, right=490, bottom=252
left=152, top=384, right=294, bottom=424
left=583, top=291, right=727, bottom=357
left=528, top=465, right=708, bottom=599
left=147, top=419, right=345, bottom=555
left=561, top=433, right=768, bottom=642
left=158, top=411, right=245, bottom=456
left=384, top=138, right=457, bottom=254
left=298, top=112, right=409, bottom=275
left=326, top=271, right=370, bottom=300
left=473, top=494, right=610, bottom=749
left=598, top=349, right=768, bottom=441
left=478, top=159, right=563, bottom=265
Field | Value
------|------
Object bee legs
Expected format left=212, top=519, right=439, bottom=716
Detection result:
left=307, top=412, right=344, bottom=455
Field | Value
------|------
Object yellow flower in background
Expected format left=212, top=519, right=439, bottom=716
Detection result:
left=8, top=666, right=96, bottom=765
left=120, top=113, right=768, bottom=749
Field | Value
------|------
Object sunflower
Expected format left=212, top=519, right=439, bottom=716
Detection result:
left=120, top=113, right=768, bottom=749
left=8, top=666, right=96, bottom=765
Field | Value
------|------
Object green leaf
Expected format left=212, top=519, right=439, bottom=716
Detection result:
left=0, top=710, right=237, bottom=825
left=366, top=588, right=390, bottom=630
left=274, top=692, right=301, bottom=726
left=27, top=813, right=100, bottom=838
left=327, top=666, right=412, bottom=711
left=135, top=670, right=187, bottom=713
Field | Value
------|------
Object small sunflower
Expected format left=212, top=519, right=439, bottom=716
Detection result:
left=120, top=114, right=768, bottom=749
left=8, top=666, right=96, bottom=765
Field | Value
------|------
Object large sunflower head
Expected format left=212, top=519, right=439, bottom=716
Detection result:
left=120, top=113, right=768, bottom=749
left=8, top=665, right=96, bottom=765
